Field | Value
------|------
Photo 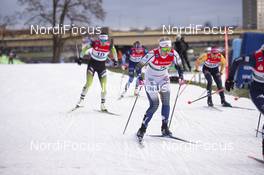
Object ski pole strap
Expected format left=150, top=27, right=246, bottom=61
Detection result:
left=187, top=88, right=224, bottom=104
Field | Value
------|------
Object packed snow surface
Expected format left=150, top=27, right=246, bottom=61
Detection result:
left=0, top=64, right=263, bottom=175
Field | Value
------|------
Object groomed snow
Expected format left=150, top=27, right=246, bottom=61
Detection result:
left=0, top=64, right=263, bottom=175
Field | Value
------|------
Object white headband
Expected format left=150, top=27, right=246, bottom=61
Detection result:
left=159, top=40, right=172, bottom=47
left=99, top=34, right=109, bottom=41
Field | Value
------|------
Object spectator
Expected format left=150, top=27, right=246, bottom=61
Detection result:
left=174, top=35, right=192, bottom=71
left=8, top=50, right=16, bottom=64
left=0, top=48, right=3, bottom=64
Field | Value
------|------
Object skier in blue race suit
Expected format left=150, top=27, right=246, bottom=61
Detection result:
left=121, top=41, right=148, bottom=96
left=225, top=44, right=264, bottom=159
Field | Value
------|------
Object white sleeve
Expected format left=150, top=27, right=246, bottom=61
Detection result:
left=139, top=50, right=155, bottom=66
left=88, top=48, right=93, bottom=55
left=173, top=50, right=182, bottom=66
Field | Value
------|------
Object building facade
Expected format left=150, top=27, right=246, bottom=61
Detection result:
left=257, top=0, right=264, bottom=29
left=243, top=0, right=264, bottom=29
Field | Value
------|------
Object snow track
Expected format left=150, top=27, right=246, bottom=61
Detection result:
left=0, top=64, right=263, bottom=175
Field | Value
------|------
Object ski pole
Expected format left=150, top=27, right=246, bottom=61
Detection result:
left=123, top=86, right=143, bottom=134
left=198, top=89, right=207, bottom=98
left=187, top=88, right=224, bottom=104
left=76, top=42, right=80, bottom=58
left=256, top=113, right=262, bottom=137
left=168, top=84, right=182, bottom=128
left=123, top=55, right=155, bottom=134
left=255, top=130, right=264, bottom=135
left=179, top=73, right=197, bottom=97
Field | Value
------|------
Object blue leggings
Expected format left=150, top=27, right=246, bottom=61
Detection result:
left=143, top=89, right=170, bottom=127
left=250, top=81, right=264, bottom=114
left=249, top=81, right=264, bottom=143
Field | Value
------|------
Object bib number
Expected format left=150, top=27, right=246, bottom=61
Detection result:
left=97, top=52, right=106, bottom=57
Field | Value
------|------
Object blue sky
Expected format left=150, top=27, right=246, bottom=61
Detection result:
left=0, top=0, right=242, bottom=29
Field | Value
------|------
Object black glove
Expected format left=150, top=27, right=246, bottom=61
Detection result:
left=113, top=60, right=118, bottom=67
left=75, top=57, right=82, bottom=65
left=225, top=78, right=234, bottom=92
left=82, top=55, right=91, bottom=64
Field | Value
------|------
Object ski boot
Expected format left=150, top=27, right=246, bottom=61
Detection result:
left=207, top=96, right=214, bottom=107
left=221, top=100, right=232, bottom=107
left=137, top=124, right=146, bottom=141
left=120, top=91, right=126, bottom=98
left=100, top=102, right=107, bottom=112
left=161, top=121, right=172, bottom=136
left=76, top=96, right=85, bottom=108
left=120, top=83, right=129, bottom=98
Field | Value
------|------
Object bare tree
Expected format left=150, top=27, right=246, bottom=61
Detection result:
left=0, top=15, right=16, bottom=48
left=18, top=0, right=105, bottom=62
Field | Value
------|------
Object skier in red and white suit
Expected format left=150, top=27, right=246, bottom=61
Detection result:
left=136, top=37, right=184, bottom=140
